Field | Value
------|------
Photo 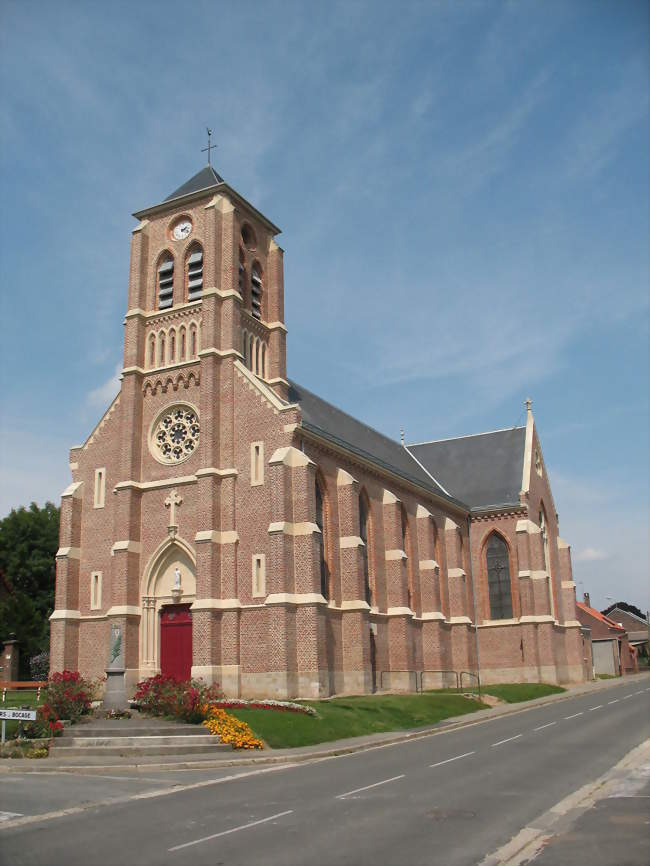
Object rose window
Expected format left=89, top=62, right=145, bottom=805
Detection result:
left=151, top=406, right=200, bottom=464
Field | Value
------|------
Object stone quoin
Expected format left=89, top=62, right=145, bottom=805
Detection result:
left=50, top=164, right=586, bottom=699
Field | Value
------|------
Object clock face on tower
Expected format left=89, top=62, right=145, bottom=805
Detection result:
left=172, top=219, right=192, bottom=241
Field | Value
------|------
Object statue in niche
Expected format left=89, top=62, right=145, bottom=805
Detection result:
left=171, top=566, right=183, bottom=602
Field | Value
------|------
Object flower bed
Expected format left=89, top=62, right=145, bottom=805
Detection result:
left=208, top=698, right=317, bottom=716
left=21, top=670, right=98, bottom=740
left=48, top=671, right=99, bottom=722
left=133, top=675, right=223, bottom=723
left=202, top=705, right=264, bottom=750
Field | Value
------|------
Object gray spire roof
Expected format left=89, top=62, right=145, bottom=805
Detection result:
left=287, top=380, right=464, bottom=508
left=164, top=165, right=224, bottom=202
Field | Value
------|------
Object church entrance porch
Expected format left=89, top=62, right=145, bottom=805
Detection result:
left=160, top=605, right=193, bottom=680
left=139, top=536, right=197, bottom=680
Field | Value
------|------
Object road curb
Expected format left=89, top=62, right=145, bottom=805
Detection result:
left=1, top=673, right=647, bottom=775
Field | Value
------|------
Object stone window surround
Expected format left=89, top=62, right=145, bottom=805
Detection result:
left=93, top=467, right=106, bottom=508
left=251, top=441, right=264, bottom=486
left=252, top=554, right=266, bottom=598
left=90, top=571, right=102, bottom=610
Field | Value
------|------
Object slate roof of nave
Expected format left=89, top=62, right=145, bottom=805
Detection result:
left=287, top=380, right=464, bottom=509
left=407, top=427, right=527, bottom=511
left=164, top=165, right=225, bottom=203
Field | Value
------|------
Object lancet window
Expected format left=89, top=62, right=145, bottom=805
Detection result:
left=359, top=491, right=373, bottom=605
left=315, top=476, right=330, bottom=600
left=486, top=533, right=513, bottom=620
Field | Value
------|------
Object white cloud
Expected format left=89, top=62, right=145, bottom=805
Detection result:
left=0, top=431, right=71, bottom=517
left=573, top=547, right=609, bottom=563
left=562, top=57, right=648, bottom=181
left=87, top=363, right=121, bottom=410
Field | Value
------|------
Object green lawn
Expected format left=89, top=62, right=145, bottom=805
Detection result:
left=1, top=688, right=45, bottom=739
left=231, top=692, right=485, bottom=749
left=429, top=683, right=565, bottom=703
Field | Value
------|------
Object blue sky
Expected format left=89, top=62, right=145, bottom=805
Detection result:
left=1, top=0, right=647, bottom=611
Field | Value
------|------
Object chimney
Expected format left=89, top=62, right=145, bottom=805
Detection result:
left=583, top=592, right=591, bottom=608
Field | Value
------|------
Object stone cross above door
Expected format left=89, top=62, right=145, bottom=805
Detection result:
left=164, top=488, right=183, bottom=537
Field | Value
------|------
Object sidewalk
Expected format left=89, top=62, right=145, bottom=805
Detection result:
left=2, top=672, right=648, bottom=775
left=482, top=738, right=650, bottom=866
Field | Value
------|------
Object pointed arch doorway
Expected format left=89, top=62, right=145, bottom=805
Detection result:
left=140, top=538, right=196, bottom=680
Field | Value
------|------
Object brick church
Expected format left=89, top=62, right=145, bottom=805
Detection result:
left=50, top=163, right=586, bottom=699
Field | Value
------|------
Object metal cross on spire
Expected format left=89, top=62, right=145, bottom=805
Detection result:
left=201, top=127, right=217, bottom=166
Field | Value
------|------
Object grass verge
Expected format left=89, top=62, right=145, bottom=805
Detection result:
left=231, top=692, right=485, bottom=749
left=429, top=683, right=565, bottom=703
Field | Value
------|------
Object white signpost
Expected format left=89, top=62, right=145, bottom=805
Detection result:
left=0, top=708, right=37, bottom=744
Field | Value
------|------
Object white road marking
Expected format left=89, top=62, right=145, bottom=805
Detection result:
left=168, top=810, right=294, bottom=851
left=533, top=722, right=557, bottom=731
left=430, top=751, right=475, bottom=768
left=589, top=705, right=603, bottom=711
left=491, top=734, right=522, bottom=747
left=564, top=712, right=583, bottom=719
left=336, top=774, right=405, bottom=799
left=0, top=812, right=23, bottom=822
left=634, top=690, right=644, bottom=695
left=623, top=694, right=633, bottom=699
left=608, top=700, right=619, bottom=705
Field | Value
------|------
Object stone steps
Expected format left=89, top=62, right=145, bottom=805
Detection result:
left=48, top=713, right=232, bottom=758
left=54, top=734, right=218, bottom=748
left=65, top=725, right=209, bottom=738
left=49, top=741, right=230, bottom=758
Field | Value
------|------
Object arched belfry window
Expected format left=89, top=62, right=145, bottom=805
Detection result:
left=315, top=476, right=330, bottom=600
left=486, top=533, right=513, bottom=620
left=251, top=263, right=262, bottom=320
left=187, top=245, right=203, bottom=301
left=359, top=491, right=372, bottom=605
left=238, top=249, right=247, bottom=303
left=158, top=255, right=174, bottom=310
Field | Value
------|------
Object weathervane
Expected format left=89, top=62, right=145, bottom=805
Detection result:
left=201, top=127, right=217, bottom=166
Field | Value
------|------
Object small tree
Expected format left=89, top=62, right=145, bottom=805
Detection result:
left=0, top=502, right=60, bottom=676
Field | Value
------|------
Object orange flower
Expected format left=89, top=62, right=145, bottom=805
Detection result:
left=202, top=706, right=263, bottom=749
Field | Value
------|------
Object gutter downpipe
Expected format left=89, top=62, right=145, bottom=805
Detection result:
left=467, top=513, right=482, bottom=701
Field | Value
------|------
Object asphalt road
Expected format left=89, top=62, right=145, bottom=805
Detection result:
left=1, top=677, right=648, bottom=866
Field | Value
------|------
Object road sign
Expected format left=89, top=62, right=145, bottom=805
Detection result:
left=0, top=709, right=37, bottom=721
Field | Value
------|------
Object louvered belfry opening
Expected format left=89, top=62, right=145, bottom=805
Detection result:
left=187, top=247, right=203, bottom=301
left=158, top=257, right=174, bottom=309
left=251, top=264, right=262, bottom=319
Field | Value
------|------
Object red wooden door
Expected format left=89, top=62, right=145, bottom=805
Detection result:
left=160, top=605, right=192, bottom=681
